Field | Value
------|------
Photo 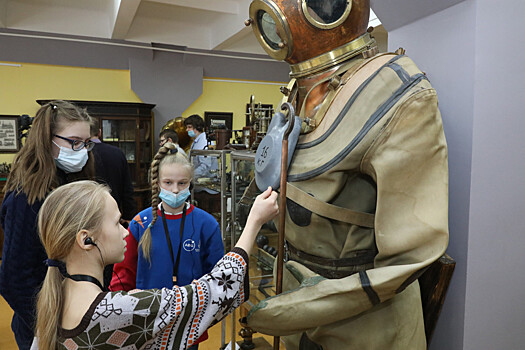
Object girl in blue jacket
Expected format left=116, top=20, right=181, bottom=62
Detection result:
left=111, top=142, right=224, bottom=348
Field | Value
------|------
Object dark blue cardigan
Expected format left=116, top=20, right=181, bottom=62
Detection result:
left=0, top=190, right=46, bottom=335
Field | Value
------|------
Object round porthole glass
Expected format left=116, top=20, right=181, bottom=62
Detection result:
left=302, top=0, right=352, bottom=29
left=257, top=10, right=281, bottom=50
left=249, top=0, right=293, bottom=61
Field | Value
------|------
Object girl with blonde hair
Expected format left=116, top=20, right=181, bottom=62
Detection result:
left=111, top=142, right=224, bottom=348
left=0, top=100, right=95, bottom=349
left=32, top=180, right=278, bottom=349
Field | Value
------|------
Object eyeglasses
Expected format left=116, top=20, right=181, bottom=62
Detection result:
left=159, top=138, right=167, bottom=146
left=54, top=134, right=95, bottom=151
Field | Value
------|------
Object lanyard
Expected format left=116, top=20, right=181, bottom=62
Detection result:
left=160, top=204, right=187, bottom=285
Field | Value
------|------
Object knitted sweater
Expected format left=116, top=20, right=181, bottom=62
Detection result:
left=0, top=191, right=46, bottom=330
left=30, top=248, right=249, bottom=350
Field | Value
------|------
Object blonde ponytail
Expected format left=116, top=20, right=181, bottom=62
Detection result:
left=35, top=180, right=109, bottom=349
left=36, top=268, right=64, bottom=350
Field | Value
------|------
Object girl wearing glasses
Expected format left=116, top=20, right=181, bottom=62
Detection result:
left=0, top=100, right=95, bottom=349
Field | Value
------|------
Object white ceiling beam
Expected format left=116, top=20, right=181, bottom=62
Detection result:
left=147, top=0, right=239, bottom=15
left=111, top=0, right=142, bottom=39
left=0, top=0, right=6, bottom=28
left=213, top=26, right=252, bottom=51
left=208, top=0, right=250, bottom=50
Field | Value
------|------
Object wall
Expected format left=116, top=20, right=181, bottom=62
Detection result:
left=387, top=2, right=475, bottom=348
left=0, top=61, right=141, bottom=163
left=381, top=0, right=525, bottom=348
left=464, top=0, right=525, bottom=348
left=0, top=60, right=286, bottom=163
left=183, top=78, right=284, bottom=131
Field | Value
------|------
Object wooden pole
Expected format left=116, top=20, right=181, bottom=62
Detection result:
left=274, top=103, right=295, bottom=350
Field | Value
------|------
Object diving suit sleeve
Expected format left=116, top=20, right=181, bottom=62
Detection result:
left=246, top=89, right=449, bottom=335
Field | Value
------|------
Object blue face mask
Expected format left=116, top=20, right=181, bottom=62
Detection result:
left=188, top=130, right=196, bottom=138
left=159, top=187, right=191, bottom=209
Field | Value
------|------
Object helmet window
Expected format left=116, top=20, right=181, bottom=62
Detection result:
left=303, top=0, right=351, bottom=29
left=257, top=10, right=281, bottom=50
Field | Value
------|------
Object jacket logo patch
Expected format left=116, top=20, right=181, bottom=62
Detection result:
left=183, top=239, right=196, bottom=252
left=133, top=214, right=144, bottom=229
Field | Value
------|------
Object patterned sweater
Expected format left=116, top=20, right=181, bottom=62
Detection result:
left=31, top=248, right=249, bottom=350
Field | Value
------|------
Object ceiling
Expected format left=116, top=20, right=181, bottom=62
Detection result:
left=0, top=0, right=382, bottom=56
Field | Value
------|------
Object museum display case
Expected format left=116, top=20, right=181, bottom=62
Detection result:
left=230, top=150, right=278, bottom=349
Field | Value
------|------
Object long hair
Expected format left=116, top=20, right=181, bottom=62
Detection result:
left=138, top=142, right=193, bottom=261
left=4, top=100, right=95, bottom=204
left=36, top=180, right=109, bottom=350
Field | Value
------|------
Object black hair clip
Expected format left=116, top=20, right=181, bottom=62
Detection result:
left=168, top=147, right=178, bottom=155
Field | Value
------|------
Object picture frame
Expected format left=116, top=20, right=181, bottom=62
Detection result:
left=204, top=111, right=233, bottom=131
left=0, top=115, right=20, bottom=152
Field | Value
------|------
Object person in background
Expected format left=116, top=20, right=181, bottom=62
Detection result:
left=90, top=121, right=136, bottom=288
left=183, top=114, right=215, bottom=178
left=183, top=114, right=220, bottom=213
left=0, top=100, right=95, bottom=349
left=159, top=128, right=186, bottom=156
left=32, top=180, right=279, bottom=349
left=90, top=122, right=136, bottom=222
left=111, top=142, right=224, bottom=349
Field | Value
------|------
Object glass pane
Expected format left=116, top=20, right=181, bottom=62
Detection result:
left=139, top=120, right=152, bottom=164
left=305, top=0, right=347, bottom=24
left=231, top=155, right=277, bottom=307
left=101, top=119, right=135, bottom=141
left=257, top=10, right=280, bottom=50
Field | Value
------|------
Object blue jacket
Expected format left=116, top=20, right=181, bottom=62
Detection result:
left=112, top=204, right=224, bottom=290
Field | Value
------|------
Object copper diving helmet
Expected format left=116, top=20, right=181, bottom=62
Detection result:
left=246, top=0, right=373, bottom=78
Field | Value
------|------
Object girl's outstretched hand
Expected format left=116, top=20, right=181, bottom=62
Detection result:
left=248, top=187, right=279, bottom=227
left=235, top=187, right=279, bottom=255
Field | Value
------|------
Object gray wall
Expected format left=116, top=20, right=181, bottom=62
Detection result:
left=387, top=3, right=475, bottom=348
left=0, top=29, right=290, bottom=137
left=465, top=0, right=525, bottom=348
left=376, top=0, right=525, bottom=348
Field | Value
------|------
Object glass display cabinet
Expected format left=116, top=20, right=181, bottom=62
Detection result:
left=188, top=149, right=231, bottom=242
left=188, top=149, right=232, bottom=349
left=37, top=100, right=156, bottom=209
left=230, top=150, right=278, bottom=349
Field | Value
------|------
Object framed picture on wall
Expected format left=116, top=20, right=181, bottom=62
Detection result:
left=0, top=116, right=20, bottom=152
left=204, top=112, right=233, bottom=131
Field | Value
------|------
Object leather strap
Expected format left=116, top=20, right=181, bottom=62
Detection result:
left=286, top=182, right=375, bottom=228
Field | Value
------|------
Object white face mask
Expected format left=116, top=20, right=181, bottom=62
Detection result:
left=53, top=141, right=88, bottom=173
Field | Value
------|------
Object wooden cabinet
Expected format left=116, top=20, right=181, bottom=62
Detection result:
left=37, top=100, right=156, bottom=209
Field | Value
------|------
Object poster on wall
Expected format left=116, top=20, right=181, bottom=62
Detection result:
left=0, top=116, right=19, bottom=152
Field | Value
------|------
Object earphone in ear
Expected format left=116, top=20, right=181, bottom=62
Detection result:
left=84, top=237, right=97, bottom=246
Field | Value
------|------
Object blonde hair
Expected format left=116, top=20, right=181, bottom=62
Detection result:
left=4, top=100, right=95, bottom=204
left=35, top=181, right=109, bottom=350
left=138, top=142, right=193, bottom=261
